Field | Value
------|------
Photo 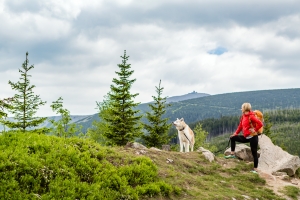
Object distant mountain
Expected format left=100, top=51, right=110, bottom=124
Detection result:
left=3, top=88, right=300, bottom=133
left=164, top=91, right=210, bottom=103
left=0, top=115, right=90, bottom=131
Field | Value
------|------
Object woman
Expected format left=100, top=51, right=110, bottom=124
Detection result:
left=224, top=102, right=263, bottom=174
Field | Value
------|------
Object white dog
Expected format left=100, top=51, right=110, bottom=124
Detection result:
left=172, top=118, right=195, bottom=152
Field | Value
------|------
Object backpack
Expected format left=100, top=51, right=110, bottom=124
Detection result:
left=249, top=110, right=264, bottom=135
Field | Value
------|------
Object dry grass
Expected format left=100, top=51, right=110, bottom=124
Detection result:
left=117, top=147, right=287, bottom=200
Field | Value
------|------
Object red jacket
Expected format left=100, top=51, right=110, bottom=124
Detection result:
left=234, top=111, right=263, bottom=137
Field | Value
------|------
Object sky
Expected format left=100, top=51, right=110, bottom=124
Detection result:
left=1, top=0, right=300, bottom=117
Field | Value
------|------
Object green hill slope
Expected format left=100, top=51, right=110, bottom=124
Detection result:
left=0, top=133, right=290, bottom=199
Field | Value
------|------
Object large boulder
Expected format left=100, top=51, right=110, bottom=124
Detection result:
left=224, top=144, right=260, bottom=162
left=258, top=135, right=300, bottom=176
left=197, top=147, right=215, bottom=162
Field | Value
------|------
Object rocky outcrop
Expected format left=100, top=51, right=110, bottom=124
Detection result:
left=258, top=135, right=300, bottom=176
left=224, top=144, right=260, bottom=162
left=197, top=147, right=215, bottom=162
left=224, top=135, right=300, bottom=176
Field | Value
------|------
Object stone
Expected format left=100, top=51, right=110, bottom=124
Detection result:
left=224, top=144, right=260, bottom=161
left=197, top=147, right=215, bottom=162
left=162, top=145, right=170, bottom=151
left=258, top=135, right=300, bottom=176
left=125, top=142, right=147, bottom=149
left=150, top=147, right=162, bottom=151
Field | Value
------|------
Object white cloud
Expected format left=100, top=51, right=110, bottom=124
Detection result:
left=1, top=0, right=300, bottom=117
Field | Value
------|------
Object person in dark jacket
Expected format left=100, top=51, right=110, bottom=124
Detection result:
left=224, top=102, right=263, bottom=174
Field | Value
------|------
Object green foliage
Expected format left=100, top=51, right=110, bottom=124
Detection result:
left=49, top=97, right=83, bottom=137
left=193, top=123, right=217, bottom=152
left=100, top=50, right=143, bottom=146
left=3, top=52, right=47, bottom=132
left=263, top=113, right=272, bottom=137
left=87, top=95, right=112, bottom=145
left=0, top=98, right=14, bottom=132
left=0, top=132, right=175, bottom=199
left=142, top=80, right=172, bottom=148
left=280, top=186, right=300, bottom=200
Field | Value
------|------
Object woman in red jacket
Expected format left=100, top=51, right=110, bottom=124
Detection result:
left=224, top=102, right=263, bottom=174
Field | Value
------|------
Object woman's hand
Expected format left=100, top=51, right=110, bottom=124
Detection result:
left=249, top=128, right=256, bottom=133
left=230, top=134, right=236, bottom=138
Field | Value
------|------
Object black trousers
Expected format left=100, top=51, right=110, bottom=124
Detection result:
left=230, top=135, right=259, bottom=168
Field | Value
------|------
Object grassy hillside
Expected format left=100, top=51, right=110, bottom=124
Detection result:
left=0, top=132, right=294, bottom=200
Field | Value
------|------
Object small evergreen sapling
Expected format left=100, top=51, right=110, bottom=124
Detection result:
left=4, top=52, right=47, bottom=132
left=50, top=97, right=82, bottom=137
left=142, top=80, right=172, bottom=148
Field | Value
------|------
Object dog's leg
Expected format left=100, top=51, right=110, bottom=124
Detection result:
left=179, top=133, right=183, bottom=152
left=186, top=142, right=190, bottom=152
left=182, top=142, right=186, bottom=152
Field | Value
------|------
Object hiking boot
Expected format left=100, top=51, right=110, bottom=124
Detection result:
left=250, top=170, right=258, bottom=174
left=224, top=154, right=236, bottom=159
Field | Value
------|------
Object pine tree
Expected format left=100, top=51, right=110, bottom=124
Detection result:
left=142, top=80, right=171, bottom=148
left=101, top=50, right=143, bottom=145
left=4, top=52, right=47, bottom=132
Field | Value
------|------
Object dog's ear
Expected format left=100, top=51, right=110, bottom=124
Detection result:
left=180, top=118, right=184, bottom=121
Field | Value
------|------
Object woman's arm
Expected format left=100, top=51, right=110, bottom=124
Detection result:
left=250, top=115, right=263, bottom=132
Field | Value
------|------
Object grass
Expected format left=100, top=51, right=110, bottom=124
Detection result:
left=0, top=132, right=292, bottom=199
left=280, top=186, right=300, bottom=200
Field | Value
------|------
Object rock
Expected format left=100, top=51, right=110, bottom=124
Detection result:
left=272, top=172, right=287, bottom=176
left=224, top=144, right=260, bottom=161
left=258, top=135, right=300, bottom=176
left=162, top=145, right=170, bottom=151
left=166, top=158, right=173, bottom=163
left=125, top=142, right=147, bottom=149
left=241, top=195, right=250, bottom=199
left=150, top=147, right=162, bottom=151
left=197, top=147, right=215, bottom=162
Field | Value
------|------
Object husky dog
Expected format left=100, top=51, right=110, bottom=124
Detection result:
left=172, top=118, right=195, bottom=152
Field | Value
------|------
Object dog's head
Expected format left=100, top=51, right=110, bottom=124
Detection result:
left=172, top=118, right=185, bottom=128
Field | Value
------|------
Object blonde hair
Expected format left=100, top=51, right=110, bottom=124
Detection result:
left=241, top=103, right=251, bottom=112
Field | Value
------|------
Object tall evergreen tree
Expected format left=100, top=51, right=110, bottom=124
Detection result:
left=142, top=80, right=171, bottom=148
left=101, top=50, right=143, bottom=145
left=4, top=52, right=47, bottom=132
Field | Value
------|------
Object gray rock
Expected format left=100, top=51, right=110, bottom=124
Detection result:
left=125, top=142, right=147, bottom=149
left=197, top=147, right=215, bottom=162
left=258, top=135, right=300, bottom=176
left=224, top=144, right=260, bottom=161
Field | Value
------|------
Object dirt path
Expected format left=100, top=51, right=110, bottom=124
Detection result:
left=258, top=170, right=300, bottom=198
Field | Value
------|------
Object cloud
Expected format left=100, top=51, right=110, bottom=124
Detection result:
left=1, top=0, right=300, bottom=116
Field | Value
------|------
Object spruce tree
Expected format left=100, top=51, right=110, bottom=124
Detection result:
left=142, top=80, right=171, bottom=148
left=4, top=52, right=47, bottom=132
left=102, top=50, right=143, bottom=145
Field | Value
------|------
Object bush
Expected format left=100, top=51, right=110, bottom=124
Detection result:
left=0, top=132, right=176, bottom=199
